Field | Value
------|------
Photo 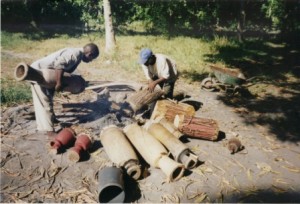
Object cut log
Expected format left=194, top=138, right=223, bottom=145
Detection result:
left=150, top=100, right=195, bottom=123
left=174, top=115, right=219, bottom=141
left=126, top=87, right=164, bottom=113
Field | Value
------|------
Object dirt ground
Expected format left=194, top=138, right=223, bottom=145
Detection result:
left=1, top=56, right=300, bottom=203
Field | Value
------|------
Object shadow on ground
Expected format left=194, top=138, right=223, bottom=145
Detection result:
left=217, top=89, right=300, bottom=142
left=59, top=100, right=111, bottom=124
left=223, top=189, right=300, bottom=203
left=204, top=37, right=300, bottom=79
left=196, top=32, right=300, bottom=143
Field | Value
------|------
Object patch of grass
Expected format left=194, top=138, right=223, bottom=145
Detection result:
left=107, top=35, right=213, bottom=79
left=1, top=78, right=32, bottom=106
left=1, top=31, right=36, bottom=50
left=210, top=35, right=236, bottom=52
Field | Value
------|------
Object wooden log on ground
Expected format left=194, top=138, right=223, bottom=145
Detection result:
left=174, top=115, right=219, bottom=141
left=150, top=99, right=195, bottom=123
left=126, top=86, right=164, bottom=113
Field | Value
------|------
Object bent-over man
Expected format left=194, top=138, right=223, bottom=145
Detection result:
left=30, top=43, right=99, bottom=137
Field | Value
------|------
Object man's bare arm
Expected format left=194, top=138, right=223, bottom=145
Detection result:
left=55, top=69, right=64, bottom=91
left=148, top=77, right=166, bottom=92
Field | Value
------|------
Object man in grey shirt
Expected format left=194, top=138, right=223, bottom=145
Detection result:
left=30, top=43, right=99, bottom=138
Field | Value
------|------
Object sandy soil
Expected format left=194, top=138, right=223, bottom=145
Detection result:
left=1, top=60, right=300, bottom=203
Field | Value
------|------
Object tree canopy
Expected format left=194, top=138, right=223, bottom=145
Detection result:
left=1, top=0, right=299, bottom=38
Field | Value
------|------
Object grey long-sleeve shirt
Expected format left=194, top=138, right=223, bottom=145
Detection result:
left=30, top=48, right=83, bottom=74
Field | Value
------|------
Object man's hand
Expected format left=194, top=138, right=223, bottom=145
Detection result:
left=147, top=77, right=166, bottom=92
left=147, top=81, right=157, bottom=92
left=55, top=82, right=63, bottom=92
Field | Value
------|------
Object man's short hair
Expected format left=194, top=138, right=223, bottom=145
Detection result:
left=84, top=43, right=100, bottom=58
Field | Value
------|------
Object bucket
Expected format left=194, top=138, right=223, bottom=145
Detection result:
left=98, top=166, right=125, bottom=203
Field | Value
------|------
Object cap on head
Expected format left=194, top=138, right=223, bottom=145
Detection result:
left=139, top=48, right=153, bottom=64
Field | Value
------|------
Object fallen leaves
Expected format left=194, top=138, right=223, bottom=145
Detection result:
left=60, top=188, right=96, bottom=203
left=187, top=191, right=208, bottom=203
left=16, top=190, right=34, bottom=199
left=2, top=168, right=21, bottom=177
left=160, top=193, right=180, bottom=203
left=247, top=169, right=253, bottom=181
left=256, top=162, right=280, bottom=176
left=274, top=156, right=285, bottom=162
left=193, top=166, right=213, bottom=177
left=47, top=161, right=63, bottom=178
left=271, top=184, right=287, bottom=193
left=282, top=165, right=300, bottom=173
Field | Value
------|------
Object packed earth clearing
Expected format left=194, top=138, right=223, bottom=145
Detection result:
left=1, top=61, right=300, bottom=203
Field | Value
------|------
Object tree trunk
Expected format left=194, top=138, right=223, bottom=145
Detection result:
left=103, top=0, right=116, bottom=53
left=237, top=0, right=245, bottom=43
left=126, top=87, right=164, bottom=113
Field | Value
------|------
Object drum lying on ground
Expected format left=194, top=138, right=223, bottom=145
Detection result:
left=14, top=63, right=86, bottom=94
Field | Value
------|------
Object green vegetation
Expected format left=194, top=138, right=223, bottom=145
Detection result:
left=2, top=0, right=299, bottom=36
left=1, top=31, right=34, bottom=50
left=1, top=78, right=32, bottom=106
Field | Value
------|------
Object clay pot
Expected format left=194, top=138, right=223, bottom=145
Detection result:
left=228, top=138, right=244, bottom=154
left=67, top=133, right=92, bottom=162
left=98, top=166, right=125, bottom=203
left=49, top=128, right=76, bottom=154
